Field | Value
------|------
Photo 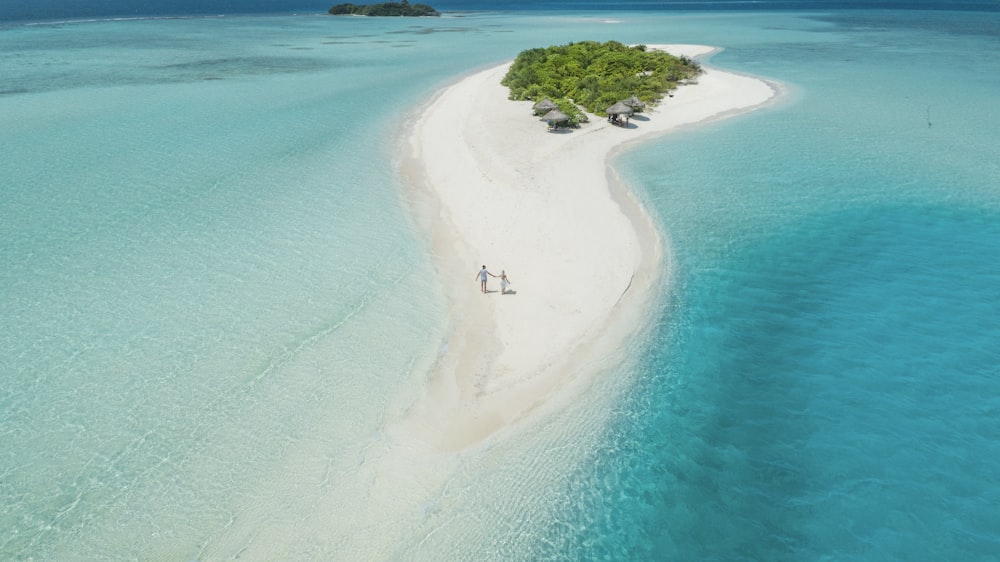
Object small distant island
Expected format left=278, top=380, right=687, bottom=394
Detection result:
left=328, top=0, right=440, bottom=16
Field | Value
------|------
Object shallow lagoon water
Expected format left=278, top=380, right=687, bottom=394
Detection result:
left=2, top=7, right=999, bottom=559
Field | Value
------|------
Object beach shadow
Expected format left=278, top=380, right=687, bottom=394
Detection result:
left=546, top=128, right=574, bottom=134
left=500, top=290, right=518, bottom=296
left=631, top=114, right=650, bottom=121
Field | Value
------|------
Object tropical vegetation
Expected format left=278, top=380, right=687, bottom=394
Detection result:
left=501, top=40, right=701, bottom=126
left=328, top=0, right=440, bottom=16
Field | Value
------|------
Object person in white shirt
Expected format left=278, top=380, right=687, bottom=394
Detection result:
left=475, top=265, right=495, bottom=293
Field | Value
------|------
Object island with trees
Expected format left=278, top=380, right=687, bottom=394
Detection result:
left=501, top=41, right=702, bottom=127
left=328, top=0, right=440, bottom=16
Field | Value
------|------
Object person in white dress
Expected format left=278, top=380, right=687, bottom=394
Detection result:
left=499, top=270, right=511, bottom=295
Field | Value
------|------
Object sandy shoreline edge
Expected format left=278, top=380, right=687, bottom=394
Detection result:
left=397, top=45, right=779, bottom=450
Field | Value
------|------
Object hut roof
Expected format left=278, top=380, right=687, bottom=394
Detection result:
left=541, top=109, right=569, bottom=122
left=532, top=98, right=559, bottom=112
left=624, top=95, right=646, bottom=108
left=606, top=102, right=633, bottom=115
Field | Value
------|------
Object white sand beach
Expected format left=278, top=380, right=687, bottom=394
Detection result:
left=399, top=45, right=777, bottom=450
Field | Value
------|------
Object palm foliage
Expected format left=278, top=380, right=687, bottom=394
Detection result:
left=501, top=41, right=701, bottom=116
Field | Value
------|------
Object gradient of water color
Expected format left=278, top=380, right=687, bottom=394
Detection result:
left=2, top=6, right=998, bottom=560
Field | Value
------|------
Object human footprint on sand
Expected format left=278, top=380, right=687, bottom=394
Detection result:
left=475, top=265, right=496, bottom=293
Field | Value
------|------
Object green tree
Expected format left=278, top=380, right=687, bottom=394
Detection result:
left=328, top=2, right=440, bottom=16
left=502, top=40, right=701, bottom=116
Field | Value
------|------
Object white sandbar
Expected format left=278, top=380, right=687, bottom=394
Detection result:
left=399, top=45, right=776, bottom=450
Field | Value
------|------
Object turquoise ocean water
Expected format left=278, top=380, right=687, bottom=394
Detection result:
left=2, top=6, right=998, bottom=560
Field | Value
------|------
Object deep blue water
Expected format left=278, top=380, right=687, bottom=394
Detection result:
left=542, top=203, right=1000, bottom=559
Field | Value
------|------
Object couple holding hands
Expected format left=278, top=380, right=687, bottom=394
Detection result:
left=476, top=265, right=512, bottom=295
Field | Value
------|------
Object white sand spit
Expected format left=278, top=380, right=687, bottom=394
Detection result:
left=398, top=45, right=777, bottom=450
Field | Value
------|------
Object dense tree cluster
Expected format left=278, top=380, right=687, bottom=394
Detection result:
left=501, top=41, right=701, bottom=119
left=328, top=1, right=440, bottom=16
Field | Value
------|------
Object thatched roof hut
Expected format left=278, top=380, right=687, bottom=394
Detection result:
left=532, top=98, right=559, bottom=115
left=623, top=95, right=646, bottom=110
left=541, top=109, right=570, bottom=129
left=606, top=102, right=633, bottom=116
